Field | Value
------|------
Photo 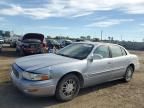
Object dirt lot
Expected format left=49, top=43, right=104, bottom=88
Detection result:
left=0, top=45, right=144, bottom=108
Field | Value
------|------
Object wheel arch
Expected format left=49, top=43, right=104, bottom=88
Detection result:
left=128, top=63, right=135, bottom=71
left=56, top=71, right=84, bottom=88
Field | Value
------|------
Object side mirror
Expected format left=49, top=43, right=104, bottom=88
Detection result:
left=88, top=55, right=93, bottom=62
left=93, top=54, right=103, bottom=60
left=88, top=54, right=103, bottom=62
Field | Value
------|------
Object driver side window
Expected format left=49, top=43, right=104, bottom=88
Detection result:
left=93, top=45, right=110, bottom=58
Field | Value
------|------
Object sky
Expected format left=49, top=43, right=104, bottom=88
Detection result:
left=0, top=0, right=144, bottom=42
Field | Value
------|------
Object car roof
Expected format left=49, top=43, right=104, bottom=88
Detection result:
left=74, top=41, right=121, bottom=47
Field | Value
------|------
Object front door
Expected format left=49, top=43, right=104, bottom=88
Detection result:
left=85, top=45, right=112, bottom=86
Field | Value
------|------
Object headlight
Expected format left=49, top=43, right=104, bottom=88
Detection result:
left=22, top=72, right=49, bottom=81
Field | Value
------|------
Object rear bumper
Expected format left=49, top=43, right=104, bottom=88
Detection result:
left=22, top=47, right=48, bottom=54
left=10, top=70, right=56, bottom=96
left=23, top=48, right=41, bottom=54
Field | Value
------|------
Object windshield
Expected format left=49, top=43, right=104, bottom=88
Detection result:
left=56, top=43, right=94, bottom=60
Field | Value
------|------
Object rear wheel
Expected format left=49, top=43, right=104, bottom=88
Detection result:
left=56, top=74, right=80, bottom=101
left=124, top=66, right=134, bottom=82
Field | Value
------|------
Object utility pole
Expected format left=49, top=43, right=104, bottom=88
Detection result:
left=101, top=30, right=103, bottom=41
left=121, top=35, right=122, bottom=41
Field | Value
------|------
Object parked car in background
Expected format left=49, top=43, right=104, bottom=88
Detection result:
left=0, top=41, right=3, bottom=52
left=10, top=35, right=21, bottom=48
left=47, top=39, right=62, bottom=53
left=0, top=36, right=4, bottom=52
left=16, top=33, right=48, bottom=56
left=3, top=37, right=10, bottom=44
left=0, top=36, right=4, bottom=43
left=74, top=39, right=84, bottom=42
left=61, top=40, right=72, bottom=47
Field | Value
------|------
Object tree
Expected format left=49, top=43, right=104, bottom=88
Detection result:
left=93, top=38, right=100, bottom=42
left=66, top=36, right=70, bottom=39
left=108, top=36, right=114, bottom=42
left=5, top=31, right=11, bottom=37
left=87, top=35, right=91, bottom=40
left=47, top=36, right=51, bottom=39
left=80, top=36, right=86, bottom=40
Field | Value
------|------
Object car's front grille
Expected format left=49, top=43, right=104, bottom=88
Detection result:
left=12, top=66, right=19, bottom=78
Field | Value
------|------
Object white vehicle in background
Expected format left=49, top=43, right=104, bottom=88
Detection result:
left=3, top=37, right=10, bottom=44
left=0, top=36, right=4, bottom=52
left=0, top=43, right=2, bottom=52
left=0, top=36, right=4, bottom=43
left=61, top=40, right=73, bottom=47
left=10, top=35, right=21, bottom=47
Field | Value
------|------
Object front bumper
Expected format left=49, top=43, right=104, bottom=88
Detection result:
left=10, top=66, right=56, bottom=96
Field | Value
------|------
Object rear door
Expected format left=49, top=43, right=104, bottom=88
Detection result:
left=108, top=45, right=129, bottom=79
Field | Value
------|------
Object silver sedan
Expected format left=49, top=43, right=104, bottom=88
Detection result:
left=10, top=42, right=139, bottom=101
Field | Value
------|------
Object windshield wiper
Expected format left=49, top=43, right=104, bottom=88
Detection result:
left=56, top=53, right=83, bottom=60
left=56, top=53, right=69, bottom=57
left=56, top=53, right=77, bottom=59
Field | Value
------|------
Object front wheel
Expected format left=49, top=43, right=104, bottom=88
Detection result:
left=124, top=66, right=134, bottom=82
left=55, top=74, right=80, bottom=101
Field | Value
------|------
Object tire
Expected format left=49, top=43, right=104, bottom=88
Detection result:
left=55, top=74, right=80, bottom=101
left=124, top=66, right=134, bottom=82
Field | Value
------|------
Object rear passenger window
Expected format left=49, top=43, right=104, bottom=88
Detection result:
left=121, top=47, right=127, bottom=55
left=110, top=45, right=123, bottom=57
left=94, top=45, right=110, bottom=58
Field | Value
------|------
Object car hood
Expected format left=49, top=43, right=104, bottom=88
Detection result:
left=15, top=53, right=78, bottom=71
